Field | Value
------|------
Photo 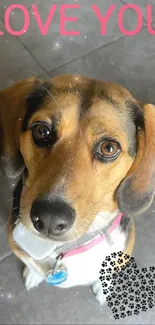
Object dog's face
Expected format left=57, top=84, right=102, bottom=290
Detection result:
left=0, top=75, right=155, bottom=241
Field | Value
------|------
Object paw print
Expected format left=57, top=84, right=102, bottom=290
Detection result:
left=140, top=285, right=146, bottom=292
left=107, top=301, right=113, bottom=308
left=141, top=268, right=147, bottom=273
left=122, top=299, right=128, bottom=305
left=102, top=282, right=108, bottom=288
left=109, top=286, right=114, bottom=292
left=134, top=269, right=140, bottom=275
left=148, top=303, right=154, bottom=309
left=146, top=286, right=151, bottom=292
left=126, top=310, right=132, bottom=316
left=131, top=275, right=136, bottom=281
left=102, top=261, right=108, bottom=268
left=135, top=289, right=140, bottom=295
left=124, top=254, right=130, bottom=260
left=111, top=280, right=117, bottom=286
left=118, top=251, right=123, bottom=257
left=129, top=303, right=134, bottom=309
left=135, top=297, right=141, bottom=303
left=146, top=273, right=152, bottom=279
left=126, top=281, right=132, bottom=287
left=136, top=304, right=141, bottom=310
left=138, top=274, right=144, bottom=280
left=141, top=299, right=146, bottom=306
left=128, top=287, right=134, bottom=294
left=120, top=305, right=126, bottom=311
left=124, top=274, right=129, bottom=281
left=141, top=279, right=147, bottom=285
left=148, top=297, right=154, bottom=304
left=111, top=292, right=116, bottom=299
left=110, top=260, right=116, bottom=267
left=120, top=312, right=126, bottom=318
left=111, top=252, right=117, bottom=258
left=122, top=291, right=128, bottom=298
left=148, top=290, right=154, bottom=297
left=118, top=278, right=123, bottom=285
left=148, top=279, right=154, bottom=286
left=116, top=286, right=121, bottom=292
left=100, top=269, right=106, bottom=275
left=129, top=295, right=134, bottom=301
left=134, top=309, right=139, bottom=315
left=112, top=307, right=118, bottom=313
left=141, top=293, right=147, bottom=299
left=103, top=289, right=109, bottom=295
left=117, top=294, right=122, bottom=300
left=142, top=306, right=147, bottom=312
left=112, top=273, right=118, bottom=279
left=105, top=256, right=111, bottom=262
left=115, top=300, right=120, bottom=306
left=130, top=257, right=136, bottom=263
left=122, top=284, right=128, bottom=291
left=126, top=269, right=132, bottom=275
left=150, top=266, right=155, bottom=272
left=106, top=296, right=112, bottom=302
left=106, top=275, right=111, bottom=282
left=114, top=266, right=119, bottom=272
left=114, top=314, right=119, bottom=319
left=151, top=285, right=155, bottom=291
left=118, top=258, right=123, bottom=265
left=119, top=271, right=124, bottom=278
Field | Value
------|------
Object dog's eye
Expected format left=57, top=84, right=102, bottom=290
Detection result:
left=95, top=140, right=121, bottom=162
left=100, top=142, right=120, bottom=158
left=34, top=124, right=51, bottom=140
left=31, top=122, right=57, bottom=147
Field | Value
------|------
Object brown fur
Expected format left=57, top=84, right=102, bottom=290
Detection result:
left=0, top=75, right=154, bottom=269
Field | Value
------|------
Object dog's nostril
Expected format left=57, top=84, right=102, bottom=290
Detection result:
left=32, top=216, right=44, bottom=232
left=54, top=222, right=68, bottom=235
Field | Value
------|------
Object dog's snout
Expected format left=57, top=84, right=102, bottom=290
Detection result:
left=30, top=198, right=75, bottom=237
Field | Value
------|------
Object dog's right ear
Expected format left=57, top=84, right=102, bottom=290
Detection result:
left=0, top=77, right=42, bottom=179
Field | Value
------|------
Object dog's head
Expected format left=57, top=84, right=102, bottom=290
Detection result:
left=0, top=75, right=155, bottom=241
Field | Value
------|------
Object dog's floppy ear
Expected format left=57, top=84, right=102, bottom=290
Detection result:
left=117, top=103, right=155, bottom=216
left=0, top=77, right=42, bottom=179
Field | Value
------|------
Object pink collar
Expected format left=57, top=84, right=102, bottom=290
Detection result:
left=61, top=212, right=123, bottom=260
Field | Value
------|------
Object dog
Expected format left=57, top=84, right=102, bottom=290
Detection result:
left=0, top=75, right=155, bottom=305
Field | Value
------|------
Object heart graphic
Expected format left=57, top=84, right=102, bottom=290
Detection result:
left=99, top=252, right=155, bottom=319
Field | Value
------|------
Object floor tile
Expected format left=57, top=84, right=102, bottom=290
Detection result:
left=50, top=27, right=155, bottom=103
left=0, top=20, right=44, bottom=90
left=122, top=0, right=155, bottom=22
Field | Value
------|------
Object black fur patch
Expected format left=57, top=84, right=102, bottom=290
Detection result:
left=22, top=82, right=52, bottom=132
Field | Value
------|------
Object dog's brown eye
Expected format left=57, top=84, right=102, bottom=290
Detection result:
left=35, top=124, right=51, bottom=140
left=100, top=141, right=120, bottom=159
left=31, top=122, right=57, bottom=147
left=96, top=140, right=121, bottom=162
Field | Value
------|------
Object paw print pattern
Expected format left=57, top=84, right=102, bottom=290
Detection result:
left=99, top=252, right=155, bottom=320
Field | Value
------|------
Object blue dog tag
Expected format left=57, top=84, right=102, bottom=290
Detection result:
left=46, top=270, right=68, bottom=285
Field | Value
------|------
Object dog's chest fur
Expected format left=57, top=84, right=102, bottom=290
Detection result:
left=57, top=225, right=127, bottom=288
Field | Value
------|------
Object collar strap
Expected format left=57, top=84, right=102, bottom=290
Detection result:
left=60, top=212, right=123, bottom=260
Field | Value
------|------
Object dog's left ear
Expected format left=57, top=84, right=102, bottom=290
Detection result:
left=117, top=103, right=155, bottom=216
left=0, top=77, right=41, bottom=179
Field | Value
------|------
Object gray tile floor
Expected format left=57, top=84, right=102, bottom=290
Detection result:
left=0, top=0, right=155, bottom=323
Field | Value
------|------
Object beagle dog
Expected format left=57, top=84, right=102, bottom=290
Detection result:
left=0, top=75, right=155, bottom=305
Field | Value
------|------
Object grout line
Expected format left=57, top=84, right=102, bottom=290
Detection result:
left=49, top=34, right=126, bottom=74
left=49, top=26, right=146, bottom=75
left=120, top=0, right=148, bottom=24
left=0, top=251, right=13, bottom=263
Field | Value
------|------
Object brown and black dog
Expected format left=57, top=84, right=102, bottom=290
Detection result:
left=0, top=75, right=155, bottom=304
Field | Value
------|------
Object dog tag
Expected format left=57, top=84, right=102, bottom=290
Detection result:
left=46, top=269, right=68, bottom=285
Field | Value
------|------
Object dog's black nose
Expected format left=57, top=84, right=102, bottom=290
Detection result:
left=30, top=198, right=75, bottom=237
